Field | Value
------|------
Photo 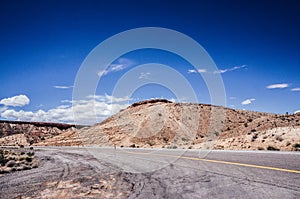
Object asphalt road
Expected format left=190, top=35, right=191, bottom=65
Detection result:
left=1, top=147, right=300, bottom=198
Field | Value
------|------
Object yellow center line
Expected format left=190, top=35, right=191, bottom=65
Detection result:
left=122, top=150, right=300, bottom=174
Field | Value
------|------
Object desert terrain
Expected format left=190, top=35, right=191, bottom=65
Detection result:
left=15, top=99, right=299, bottom=152
left=0, top=100, right=300, bottom=198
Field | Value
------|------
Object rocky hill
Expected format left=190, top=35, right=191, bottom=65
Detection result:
left=36, top=99, right=300, bottom=151
left=0, top=120, right=77, bottom=146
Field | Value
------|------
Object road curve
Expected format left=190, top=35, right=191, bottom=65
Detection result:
left=1, top=147, right=300, bottom=198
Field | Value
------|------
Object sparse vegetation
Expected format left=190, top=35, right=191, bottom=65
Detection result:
left=257, top=147, right=264, bottom=150
left=129, top=144, right=136, bottom=148
left=0, top=148, right=38, bottom=174
left=293, top=143, right=300, bottom=148
left=167, top=145, right=178, bottom=149
left=267, top=146, right=280, bottom=151
left=147, top=140, right=156, bottom=146
left=275, top=135, right=283, bottom=142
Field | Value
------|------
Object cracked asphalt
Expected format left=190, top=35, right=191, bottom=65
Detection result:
left=0, top=147, right=299, bottom=198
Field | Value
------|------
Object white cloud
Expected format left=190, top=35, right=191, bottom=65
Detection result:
left=241, top=98, right=255, bottom=105
left=0, top=95, right=30, bottom=107
left=295, top=110, right=300, bottom=114
left=97, top=58, right=134, bottom=77
left=0, top=106, right=8, bottom=114
left=1, top=95, right=130, bottom=125
left=291, top=88, right=300, bottom=91
left=139, top=72, right=151, bottom=79
left=266, top=83, right=289, bottom=89
left=53, top=85, right=73, bottom=89
left=213, top=65, right=246, bottom=74
left=97, top=70, right=108, bottom=77
left=188, top=65, right=246, bottom=74
left=187, top=69, right=207, bottom=74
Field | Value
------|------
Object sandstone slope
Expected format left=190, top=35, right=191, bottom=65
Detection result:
left=40, top=99, right=300, bottom=151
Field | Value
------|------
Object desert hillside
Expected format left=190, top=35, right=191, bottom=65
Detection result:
left=0, top=120, right=77, bottom=146
left=37, top=99, right=300, bottom=151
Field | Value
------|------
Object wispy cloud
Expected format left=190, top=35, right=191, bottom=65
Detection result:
left=97, top=58, right=135, bottom=77
left=188, top=65, right=246, bottom=74
left=187, top=69, right=207, bottom=74
left=291, top=87, right=300, bottom=91
left=0, top=94, right=30, bottom=107
left=241, top=98, right=255, bottom=105
left=229, top=97, right=236, bottom=100
left=266, top=83, right=289, bottom=89
left=213, top=65, right=247, bottom=74
left=53, top=85, right=73, bottom=89
left=139, top=72, right=151, bottom=79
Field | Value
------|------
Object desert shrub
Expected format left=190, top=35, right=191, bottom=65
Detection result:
left=25, top=156, right=32, bottom=162
left=129, top=144, right=136, bottom=148
left=252, top=134, right=258, bottom=139
left=263, top=135, right=268, bottom=139
left=19, top=145, right=24, bottom=148
left=158, top=113, right=162, bottom=116
left=248, top=118, right=253, bottom=122
left=275, top=136, right=283, bottom=142
left=0, top=152, right=8, bottom=166
left=244, top=123, right=248, bottom=127
left=6, top=160, right=16, bottom=167
left=120, top=145, right=124, bottom=148
left=214, top=132, right=220, bottom=136
left=167, top=145, right=178, bottom=149
left=286, top=142, right=291, bottom=146
left=27, top=152, right=34, bottom=156
left=267, top=146, right=280, bottom=151
left=147, top=140, right=156, bottom=146
left=30, top=146, right=34, bottom=150
left=293, top=143, right=300, bottom=148
left=251, top=129, right=256, bottom=132
left=188, top=146, right=192, bottom=149
left=257, top=147, right=264, bottom=150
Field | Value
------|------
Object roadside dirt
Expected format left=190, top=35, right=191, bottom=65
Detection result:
left=0, top=148, right=133, bottom=199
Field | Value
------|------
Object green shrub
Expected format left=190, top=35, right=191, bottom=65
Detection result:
left=267, top=146, right=280, bottom=151
left=293, top=143, right=300, bottom=148
left=27, top=152, right=35, bottom=156
left=25, top=156, right=32, bottom=162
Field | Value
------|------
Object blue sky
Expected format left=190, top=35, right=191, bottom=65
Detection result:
left=0, top=0, right=300, bottom=124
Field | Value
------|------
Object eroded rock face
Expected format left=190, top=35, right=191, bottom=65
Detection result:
left=0, top=120, right=76, bottom=146
left=75, top=100, right=300, bottom=151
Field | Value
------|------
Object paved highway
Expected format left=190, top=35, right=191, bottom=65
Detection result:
left=1, top=147, right=300, bottom=198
